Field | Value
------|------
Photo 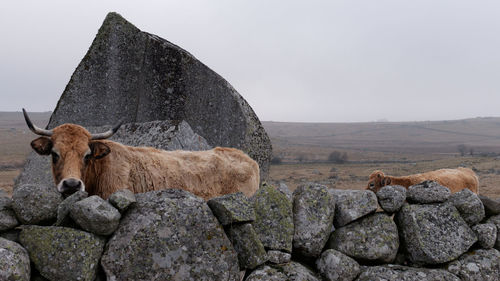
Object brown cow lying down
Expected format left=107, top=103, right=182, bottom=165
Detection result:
left=23, top=109, right=259, bottom=200
left=367, top=167, right=479, bottom=194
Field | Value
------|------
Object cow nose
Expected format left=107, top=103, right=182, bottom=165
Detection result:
left=61, top=178, right=82, bottom=194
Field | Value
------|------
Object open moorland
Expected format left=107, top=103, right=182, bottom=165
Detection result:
left=1, top=112, right=499, bottom=198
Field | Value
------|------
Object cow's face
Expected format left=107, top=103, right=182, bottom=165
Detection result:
left=23, top=109, right=120, bottom=196
left=366, top=170, right=390, bottom=193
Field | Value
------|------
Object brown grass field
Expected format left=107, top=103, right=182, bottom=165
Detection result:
left=0, top=112, right=499, bottom=199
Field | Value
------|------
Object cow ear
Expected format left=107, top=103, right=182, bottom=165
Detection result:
left=31, top=137, right=52, bottom=155
left=89, top=141, right=111, bottom=159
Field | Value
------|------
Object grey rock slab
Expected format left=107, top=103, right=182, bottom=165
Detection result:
left=407, top=180, right=451, bottom=203
left=356, top=265, right=460, bottom=281
left=277, top=182, right=293, bottom=202
left=226, top=223, right=267, bottom=269
left=0, top=209, right=18, bottom=231
left=277, top=261, right=321, bottom=281
left=329, top=189, right=378, bottom=227
left=0, top=237, right=30, bottom=281
left=101, top=189, right=239, bottom=281
left=207, top=192, right=255, bottom=226
left=479, top=195, right=500, bottom=216
left=108, top=188, right=136, bottom=213
left=70, top=195, right=121, bottom=235
left=486, top=214, right=500, bottom=250
left=327, top=213, right=399, bottom=263
left=55, top=190, right=88, bottom=226
left=12, top=184, right=63, bottom=225
left=448, top=188, right=485, bottom=225
left=246, top=265, right=288, bottom=281
left=19, top=225, right=105, bottom=281
left=397, top=203, right=477, bottom=264
left=267, top=250, right=291, bottom=264
left=376, top=185, right=406, bottom=213
left=472, top=223, right=497, bottom=249
left=447, top=248, right=500, bottom=281
left=252, top=184, right=294, bottom=252
left=316, top=249, right=360, bottom=281
left=293, top=183, right=335, bottom=258
left=0, top=194, right=12, bottom=210
left=44, top=12, right=271, bottom=180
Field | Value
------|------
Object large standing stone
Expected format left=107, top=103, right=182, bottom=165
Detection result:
left=70, top=195, right=121, bottom=235
left=479, top=195, right=500, bottom=216
left=487, top=214, right=500, bottom=250
left=19, top=226, right=105, bottom=281
left=0, top=238, right=30, bottom=281
left=108, top=189, right=136, bottom=213
left=376, top=185, right=406, bottom=213
left=246, top=265, right=288, bottom=281
left=471, top=223, right=497, bottom=249
left=226, top=223, right=267, bottom=269
left=252, top=184, right=294, bottom=252
left=329, top=189, right=378, bottom=227
left=101, top=189, right=239, bottom=281
left=447, top=249, right=500, bottom=281
left=406, top=180, right=450, bottom=203
left=448, top=188, right=485, bottom=225
left=327, top=213, right=399, bottom=263
left=12, top=184, right=63, bottom=225
left=29, top=12, right=271, bottom=181
left=397, top=203, right=477, bottom=264
left=207, top=192, right=255, bottom=226
left=356, top=265, right=461, bottom=281
left=316, top=249, right=360, bottom=281
left=293, top=183, right=335, bottom=258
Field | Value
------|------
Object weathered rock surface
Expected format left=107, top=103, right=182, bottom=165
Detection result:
left=472, top=223, right=497, bottom=249
left=448, top=188, right=485, bottom=225
left=278, top=261, right=321, bottom=281
left=0, top=209, right=18, bottom=232
left=55, top=190, right=88, bottom=226
left=0, top=237, right=30, bottom=281
left=208, top=192, right=255, bottom=226
left=486, top=214, right=500, bottom=250
left=277, top=182, right=293, bottom=202
left=70, top=195, right=121, bottom=235
left=479, top=195, right=500, bottom=217
left=246, top=265, right=287, bottom=281
left=447, top=248, right=500, bottom=281
left=329, top=189, right=378, bottom=227
left=316, top=249, right=360, bottom=281
left=356, top=265, right=460, bottom=281
left=293, top=183, right=335, bottom=258
left=397, top=203, right=477, bottom=264
left=12, top=184, right=63, bottom=225
left=19, top=226, right=105, bottom=281
left=252, top=184, right=294, bottom=252
left=0, top=193, right=12, bottom=209
left=267, top=250, right=291, bottom=264
left=42, top=12, right=271, bottom=180
left=101, top=189, right=239, bottom=281
left=327, top=213, right=399, bottom=263
left=376, top=185, right=406, bottom=213
left=108, top=188, right=136, bottom=213
left=226, top=223, right=267, bottom=269
left=407, top=180, right=451, bottom=203
left=0, top=229, right=20, bottom=243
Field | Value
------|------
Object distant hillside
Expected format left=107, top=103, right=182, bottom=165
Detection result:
left=263, top=117, right=500, bottom=162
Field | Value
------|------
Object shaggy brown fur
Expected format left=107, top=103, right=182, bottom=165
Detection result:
left=367, top=168, right=479, bottom=194
left=30, top=123, right=260, bottom=200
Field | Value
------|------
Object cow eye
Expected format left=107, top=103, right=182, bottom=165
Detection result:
left=84, top=154, right=92, bottom=164
left=51, top=152, right=59, bottom=164
left=369, top=183, right=374, bottom=187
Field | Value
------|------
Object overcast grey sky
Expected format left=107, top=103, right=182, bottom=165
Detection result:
left=1, top=0, right=499, bottom=122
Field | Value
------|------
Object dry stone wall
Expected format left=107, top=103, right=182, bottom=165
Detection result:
left=1, top=181, right=500, bottom=281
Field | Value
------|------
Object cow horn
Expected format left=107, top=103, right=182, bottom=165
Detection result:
left=91, top=120, right=123, bottom=140
left=22, top=108, right=53, bottom=136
